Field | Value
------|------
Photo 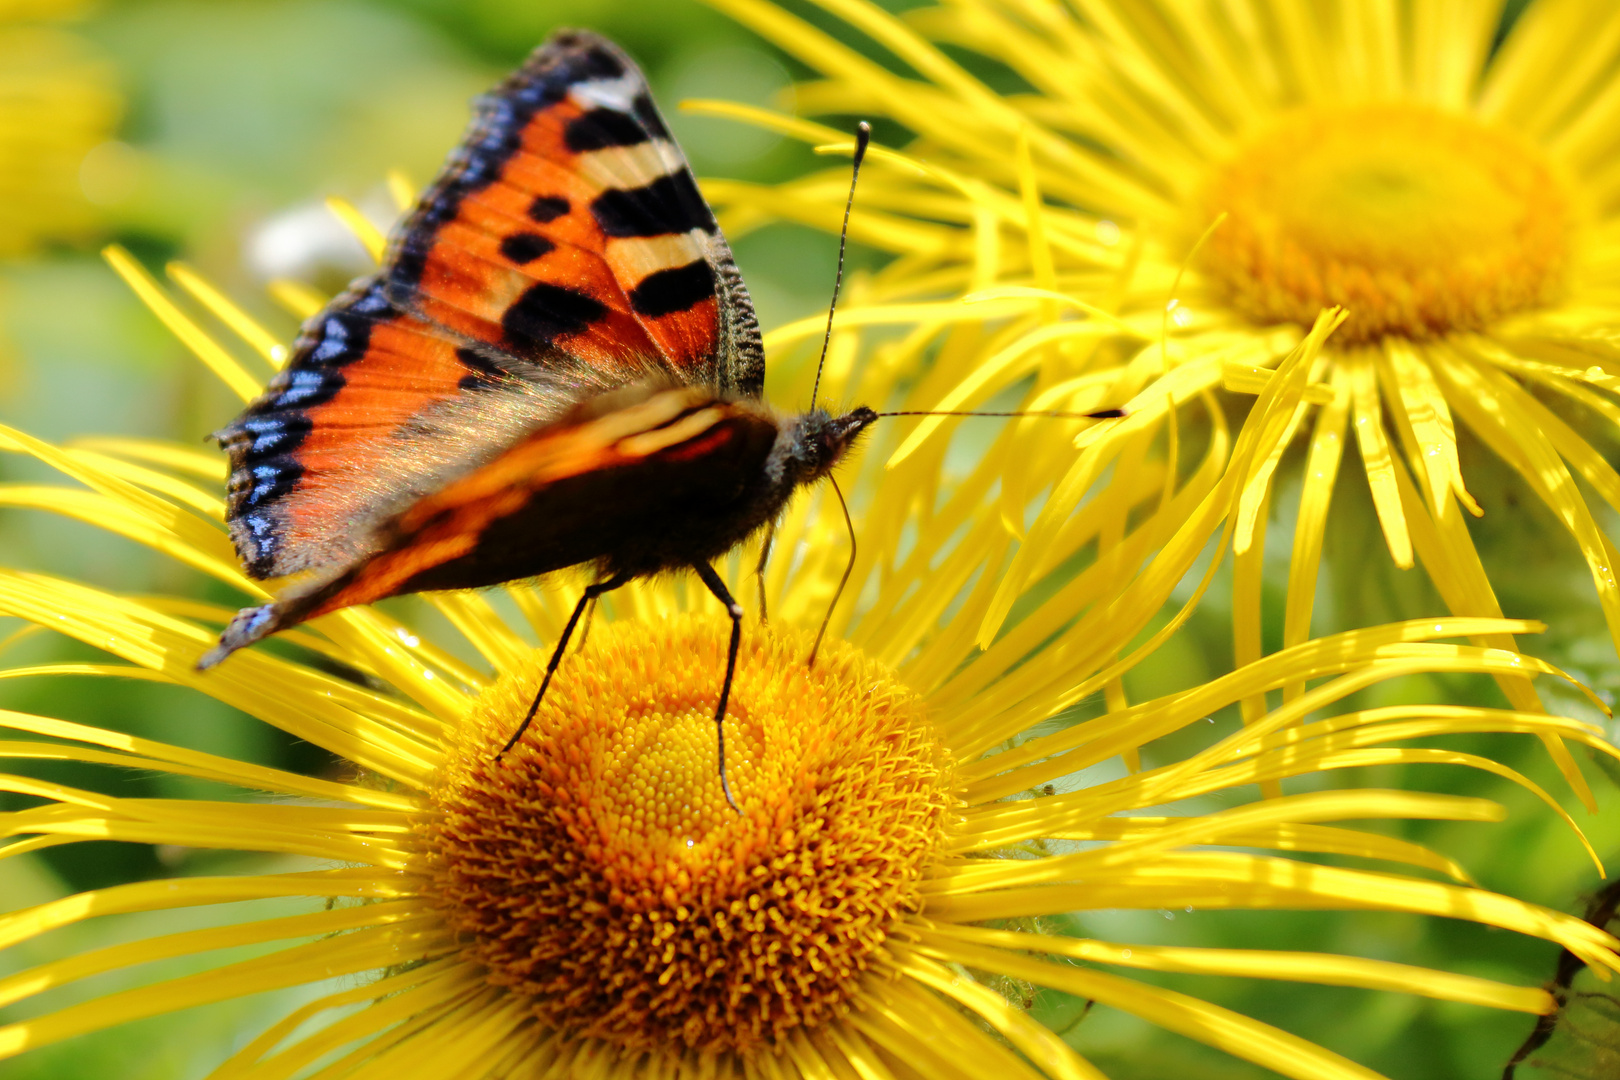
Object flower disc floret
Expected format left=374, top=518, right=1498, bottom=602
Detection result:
left=424, top=616, right=950, bottom=1053
left=1202, top=104, right=1570, bottom=343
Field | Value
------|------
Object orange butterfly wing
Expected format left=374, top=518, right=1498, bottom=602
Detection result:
left=216, top=31, right=764, bottom=580
left=200, top=385, right=779, bottom=662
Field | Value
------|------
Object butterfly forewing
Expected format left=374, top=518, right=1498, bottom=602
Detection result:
left=217, top=280, right=485, bottom=578
left=217, top=30, right=764, bottom=581
left=384, top=30, right=762, bottom=387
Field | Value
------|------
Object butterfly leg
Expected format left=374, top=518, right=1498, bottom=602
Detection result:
left=754, top=522, right=775, bottom=623
left=497, top=572, right=632, bottom=759
left=692, top=561, right=745, bottom=815
left=577, top=595, right=599, bottom=652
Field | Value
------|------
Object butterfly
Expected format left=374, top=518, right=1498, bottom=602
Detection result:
left=198, top=29, right=877, bottom=808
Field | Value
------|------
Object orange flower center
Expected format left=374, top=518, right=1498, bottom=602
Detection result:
left=1201, top=104, right=1570, bottom=344
left=423, top=616, right=949, bottom=1054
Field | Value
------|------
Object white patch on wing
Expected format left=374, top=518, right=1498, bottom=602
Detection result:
left=577, top=140, right=684, bottom=192
left=568, top=74, right=643, bottom=113
left=605, top=232, right=710, bottom=285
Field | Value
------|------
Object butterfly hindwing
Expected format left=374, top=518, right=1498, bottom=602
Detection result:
left=315, top=384, right=778, bottom=610
left=203, top=383, right=781, bottom=664
left=217, top=30, right=765, bottom=582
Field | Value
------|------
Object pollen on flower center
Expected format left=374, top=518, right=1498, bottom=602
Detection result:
left=422, top=615, right=949, bottom=1054
left=1201, top=104, right=1570, bottom=344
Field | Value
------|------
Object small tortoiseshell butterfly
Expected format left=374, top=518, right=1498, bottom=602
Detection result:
left=199, top=30, right=876, bottom=806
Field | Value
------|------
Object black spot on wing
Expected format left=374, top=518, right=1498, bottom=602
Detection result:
left=391, top=234, right=431, bottom=294
left=591, top=171, right=716, bottom=238
left=303, top=315, right=374, bottom=370
left=629, top=260, right=715, bottom=318
left=389, top=31, right=636, bottom=290
left=217, top=415, right=311, bottom=553
left=571, top=40, right=627, bottom=80
left=227, top=366, right=348, bottom=432
left=501, top=282, right=608, bottom=351
left=499, top=232, right=556, bottom=265
left=564, top=108, right=650, bottom=151
left=457, top=346, right=507, bottom=391
left=224, top=453, right=306, bottom=577
left=231, top=455, right=306, bottom=511
left=528, top=195, right=570, bottom=222
left=632, top=93, right=672, bottom=141
left=236, top=511, right=282, bottom=578
left=228, top=413, right=313, bottom=458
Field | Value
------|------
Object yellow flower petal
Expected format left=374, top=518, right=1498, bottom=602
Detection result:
left=325, top=195, right=386, bottom=263
left=907, top=935, right=1387, bottom=1080
left=0, top=868, right=417, bottom=952
left=211, top=958, right=472, bottom=1078
left=165, top=261, right=287, bottom=368
left=890, top=951, right=1108, bottom=1080
left=1283, top=365, right=1353, bottom=690
left=0, top=901, right=427, bottom=1011
left=0, top=925, right=452, bottom=1059
left=921, top=924, right=1554, bottom=1014
left=102, top=246, right=264, bottom=402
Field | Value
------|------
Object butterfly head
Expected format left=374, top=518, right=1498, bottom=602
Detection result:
left=779, top=406, right=877, bottom=485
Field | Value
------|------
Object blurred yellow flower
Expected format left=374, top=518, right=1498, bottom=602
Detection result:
left=698, top=0, right=1620, bottom=808
left=0, top=0, right=118, bottom=255
left=0, top=237, right=1613, bottom=1078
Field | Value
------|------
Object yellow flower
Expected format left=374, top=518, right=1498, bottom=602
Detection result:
left=0, top=242, right=1614, bottom=1078
left=695, top=0, right=1620, bottom=805
left=0, top=0, right=118, bottom=255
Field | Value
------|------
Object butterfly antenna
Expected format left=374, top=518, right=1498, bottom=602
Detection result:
left=877, top=408, right=1126, bottom=420
left=808, top=474, right=856, bottom=668
left=808, top=121, right=871, bottom=415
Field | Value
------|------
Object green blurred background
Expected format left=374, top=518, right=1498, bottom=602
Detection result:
left=0, top=1, right=1615, bottom=1078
